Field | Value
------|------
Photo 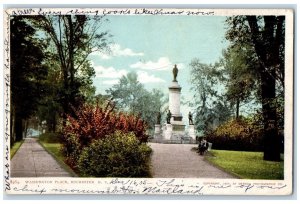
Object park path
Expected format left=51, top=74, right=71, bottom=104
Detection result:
left=11, top=138, right=71, bottom=177
left=149, top=143, right=236, bottom=178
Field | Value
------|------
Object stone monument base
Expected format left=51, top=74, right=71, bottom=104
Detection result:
left=161, top=123, right=185, bottom=143
left=172, top=124, right=185, bottom=132
left=188, top=125, right=196, bottom=140
left=151, top=123, right=197, bottom=144
left=154, top=124, right=162, bottom=139
left=163, top=124, right=173, bottom=140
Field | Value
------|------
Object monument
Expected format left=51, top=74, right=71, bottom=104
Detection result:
left=153, top=64, right=196, bottom=143
left=188, top=112, right=196, bottom=141
left=154, top=112, right=162, bottom=139
left=167, top=65, right=185, bottom=141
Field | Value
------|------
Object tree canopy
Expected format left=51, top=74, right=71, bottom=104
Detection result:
left=11, top=15, right=112, bottom=139
left=11, top=16, right=49, bottom=142
left=106, top=71, right=165, bottom=129
left=30, top=15, right=110, bottom=122
left=224, top=15, right=285, bottom=161
left=189, top=59, right=232, bottom=133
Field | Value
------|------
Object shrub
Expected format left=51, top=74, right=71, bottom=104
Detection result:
left=78, top=131, right=152, bottom=177
left=61, top=103, right=148, bottom=169
left=60, top=133, right=82, bottom=169
left=39, top=132, right=61, bottom=143
left=206, top=117, right=264, bottom=151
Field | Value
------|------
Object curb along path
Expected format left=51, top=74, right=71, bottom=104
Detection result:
left=149, top=143, right=236, bottom=178
left=11, top=138, right=71, bottom=177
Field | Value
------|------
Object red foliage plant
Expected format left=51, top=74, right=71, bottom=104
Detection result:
left=61, top=102, right=149, bottom=168
left=65, top=102, right=148, bottom=142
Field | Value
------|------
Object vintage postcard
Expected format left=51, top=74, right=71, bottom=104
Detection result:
left=3, top=8, right=294, bottom=195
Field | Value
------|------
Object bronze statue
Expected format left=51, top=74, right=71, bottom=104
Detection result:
left=156, top=111, right=161, bottom=125
left=166, top=110, right=172, bottom=124
left=188, top=111, right=193, bottom=125
left=172, top=64, right=178, bottom=82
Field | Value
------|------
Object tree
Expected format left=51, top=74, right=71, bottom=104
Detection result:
left=225, top=16, right=285, bottom=161
left=221, top=43, right=259, bottom=119
left=36, top=60, right=62, bottom=133
left=11, top=16, right=48, bottom=142
left=189, top=59, right=232, bottom=133
left=106, top=71, right=165, bottom=129
left=30, top=15, right=110, bottom=123
left=36, top=45, right=97, bottom=132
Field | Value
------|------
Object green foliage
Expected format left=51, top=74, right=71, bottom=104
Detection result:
left=206, top=150, right=284, bottom=180
left=30, top=15, right=110, bottom=123
left=206, top=117, right=264, bottom=151
left=78, top=131, right=152, bottom=177
left=11, top=16, right=49, bottom=119
left=39, top=132, right=61, bottom=143
left=106, top=71, right=165, bottom=129
left=60, top=133, right=82, bottom=169
left=40, top=143, right=63, bottom=162
left=275, top=95, right=284, bottom=130
left=221, top=44, right=259, bottom=119
left=11, top=16, right=49, bottom=142
left=189, top=59, right=232, bottom=133
left=225, top=16, right=285, bottom=161
left=61, top=102, right=148, bottom=169
left=225, top=16, right=285, bottom=88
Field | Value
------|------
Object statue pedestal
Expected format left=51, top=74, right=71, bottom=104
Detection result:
left=168, top=81, right=185, bottom=141
left=163, top=124, right=173, bottom=140
left=154, top=124, right=161, bottom=139
left=152, top=66, right=192, bottom=143
left=188, top=125, right=196, bottom=140
left=169, top=81, right=182, bottom=117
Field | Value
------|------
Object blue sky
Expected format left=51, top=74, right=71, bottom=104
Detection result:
left=89, top=15, right=229, bottom=124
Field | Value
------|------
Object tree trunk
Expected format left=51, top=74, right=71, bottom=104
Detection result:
left=52, top=115, right=57, bottom=132
left=23, top=120, right=28, bottom=138
left=261, top=69, right=281, bottom=161
left=246, top=16, right=281, bottom=161
left=50, top=113, right=57, bottom=132
left=67, top=16, right=75, bottom=88
left=236, top=98, right=240, bottom=120
left=15, top=114, right=23, bottom=142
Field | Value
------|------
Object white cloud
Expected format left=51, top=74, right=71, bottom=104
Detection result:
left=130, top=57, right=185, bottom=71
left=94, top=65, right=128, bottom=79
left=114, top=45, right=144, bottom=57
left=93, top=64, right=165, bottom=85
left=137, top=71, right=165, bottom=84
left=91, top=44, right=144, bottom=60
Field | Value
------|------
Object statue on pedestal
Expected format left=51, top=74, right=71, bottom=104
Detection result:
left=156, top=111, right=161, bottom=125
left=172, top=64, right=178, bottom=82
left=188, top=111, right=194, bottom=125
left=166, top=110, right=172, bottom=124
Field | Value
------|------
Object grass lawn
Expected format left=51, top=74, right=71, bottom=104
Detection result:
left=39, top=142, right=65, bottom=162
left=39, top=136, right=77, bottom=177
left=206, top=150, right=284, bottom=180
left=10, top=140, right=24, bottom=159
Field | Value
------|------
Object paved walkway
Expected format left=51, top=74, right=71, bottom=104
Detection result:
left=149, top=143, right=236, bottom=178
left=11, top=138, right=71, bottom=177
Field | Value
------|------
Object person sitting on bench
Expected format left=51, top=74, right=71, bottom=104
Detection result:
left=198, top=137, right=208, bottom=155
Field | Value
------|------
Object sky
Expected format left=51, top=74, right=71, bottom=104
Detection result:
left=89, top=15, right=229, bottom=125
